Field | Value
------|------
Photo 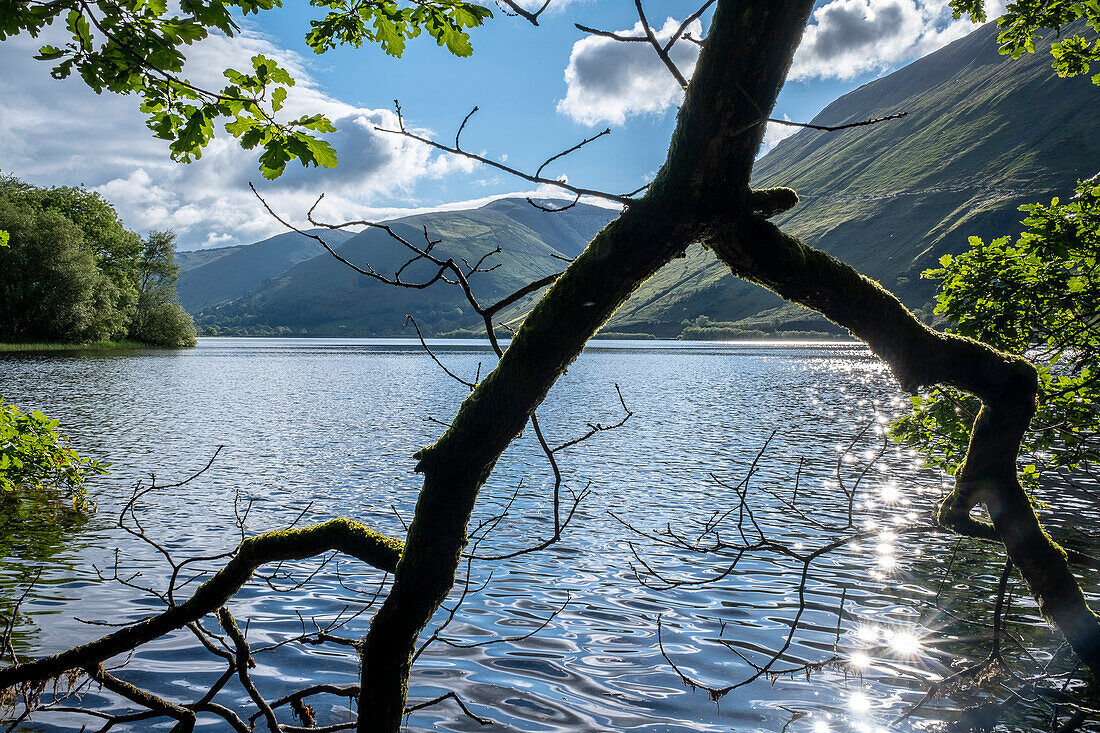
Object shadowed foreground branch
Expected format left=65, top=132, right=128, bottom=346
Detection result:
left=3, top=1, right=1098, bottom=731
left=357, top=0, right=1099, bottom=729
left=0, top=518, right=401, bottom=691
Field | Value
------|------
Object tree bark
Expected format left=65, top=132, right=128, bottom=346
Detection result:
left=357, top=2, right=818, bottom=729
left=0, top=518, right=401, bottom=690
left=358, top=0, right=1099, bottom=728
left=4, top=1, right=1097, bottom=728
left=705, top=214, right=1100, bottom=672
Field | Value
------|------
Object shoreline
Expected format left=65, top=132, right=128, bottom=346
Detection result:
left=193, top=332, right=855, bottom=342
left=0, top=339, right=156, bottom=353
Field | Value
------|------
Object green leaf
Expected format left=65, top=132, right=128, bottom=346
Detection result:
left=34, top=44, right=66, bottom=60
left=65, top=9, right=92, bottom=50
left=271, top=85, right=287, bottom=112
left=303, top=135, right=338, bottom=167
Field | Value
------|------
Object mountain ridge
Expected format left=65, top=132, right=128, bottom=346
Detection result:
left=599, top=19, right=1099, bottom=337
left=191, top=200, right=617, bottom=337
left=186, top=21, right=1100, bottom=338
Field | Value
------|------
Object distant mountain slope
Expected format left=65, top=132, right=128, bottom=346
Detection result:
left=193, top=200, right=616, bottom=336
left=177, top=246, right=243, bottom=275
left=178, top=229, right=355, bottom=312
left=606, top=19, right=1100, bottom=336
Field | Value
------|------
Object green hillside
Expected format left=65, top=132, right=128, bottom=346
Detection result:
left=178, top=229, right=355, bottom=312
left=604, top=19, right=1100, bottom=338
left=193, top=200, right=616, bottom=336
left=176, top=245, right=243, bottom=275
left=187, top=20, right=1098, bottom=339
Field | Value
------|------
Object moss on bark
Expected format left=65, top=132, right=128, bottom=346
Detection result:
left=357, top=3, right=820, bottom=729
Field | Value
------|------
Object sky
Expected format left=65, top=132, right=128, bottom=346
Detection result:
left=0, top=0, right=1005, bottom=250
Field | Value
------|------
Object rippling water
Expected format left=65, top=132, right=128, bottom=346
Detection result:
left=0, top=338, right=1096, bottom=732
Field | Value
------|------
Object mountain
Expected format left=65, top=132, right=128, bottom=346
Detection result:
left=192, top=200, right=616, bottom=336
left=178, top=229, right=356, bottom=312
left=176, top=246, right=243, bottom=275
left=603, top=19, right=1100, bottom=337
left=186, top=20, right=1099, bottom=338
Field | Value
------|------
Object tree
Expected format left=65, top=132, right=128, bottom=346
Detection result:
left=27, top=183, right=143, bottom=310
left=1, top=1, right=1099, bottom=732
left=129, top=230, right=198, bottom=347
left=0, top=176, right=137, bottom=342
left=0, top=178, right=195, bottom=346
left=0, top=197, right=123, bottom=342
left=894, top=177, right=1100, bottom=494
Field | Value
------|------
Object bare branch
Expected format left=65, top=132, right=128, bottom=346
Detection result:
left=766, top=111, right=909, bottom=132
left=374, top=102, right=635, bottom=205
left=634, top=0, right=689, bottom=88
left=404, top=315, right=477, bottom=390
left=404, top=691, right=491, bottom=725
left=0, top=519, right=401, bottom=690
left=494, top=0, right=551, bottom=26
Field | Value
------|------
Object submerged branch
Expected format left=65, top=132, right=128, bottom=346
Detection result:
left=0, top=519, right=401, bottom=690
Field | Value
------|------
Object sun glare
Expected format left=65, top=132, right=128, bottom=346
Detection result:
left=848, top=690, right=871, bottom=714
left=887, top=630, right=922, bottom=657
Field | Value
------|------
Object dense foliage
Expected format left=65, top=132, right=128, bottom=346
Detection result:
left=893, top=178, right=1100, bottom=488
left=131, top=230, right=198, bottom=346
left=0, top=177, right=196, bottom=346
left=0, top=400, right=101, bottom=662
left=951, top=0, right=1100, bottom=85
left=0, top=0, right=490, bottom=179
left=0, top=399, right=105, bottom=511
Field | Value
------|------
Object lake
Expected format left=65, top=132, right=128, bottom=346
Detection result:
left=0, top=338, right=1095, bottom=732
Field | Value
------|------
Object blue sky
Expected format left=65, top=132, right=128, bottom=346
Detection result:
left=0, top=1, right=1001, bottom=249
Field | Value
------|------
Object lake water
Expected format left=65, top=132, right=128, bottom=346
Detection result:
left=0, top=338, right=1096, bottom=732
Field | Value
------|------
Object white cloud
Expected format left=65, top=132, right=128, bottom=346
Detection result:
left=789, top=0, right=1006, bottom=81
left=555, top=2, right=1006, bottom=125
left=759, top=115, right=798, bottom=156
left=557, top=17, right=702, bottom=126
left=0, top=25, right=484, bottom=249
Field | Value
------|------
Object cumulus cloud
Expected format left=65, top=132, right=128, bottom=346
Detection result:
left=0, top=26, right=483, bottom=249
left=554, top=1, right=1007, bottom=126
left=789, top=0, right=1007, bottom=80
left=557, top=17, right=702, bottom=126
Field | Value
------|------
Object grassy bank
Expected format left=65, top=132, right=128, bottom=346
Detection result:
left=0, top=339, right=150, bottom=353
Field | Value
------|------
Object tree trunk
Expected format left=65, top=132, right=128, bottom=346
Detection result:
left=358, top=1, right=1099, bottom=728
left=357, top=2, right=818, bottom=728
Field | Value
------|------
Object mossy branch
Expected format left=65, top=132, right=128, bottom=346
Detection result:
left=0, top=518, right=402, bottom=690
left=705, top=214, right=1100, bottom=673
left=750, top=187, right=799, bottom=218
